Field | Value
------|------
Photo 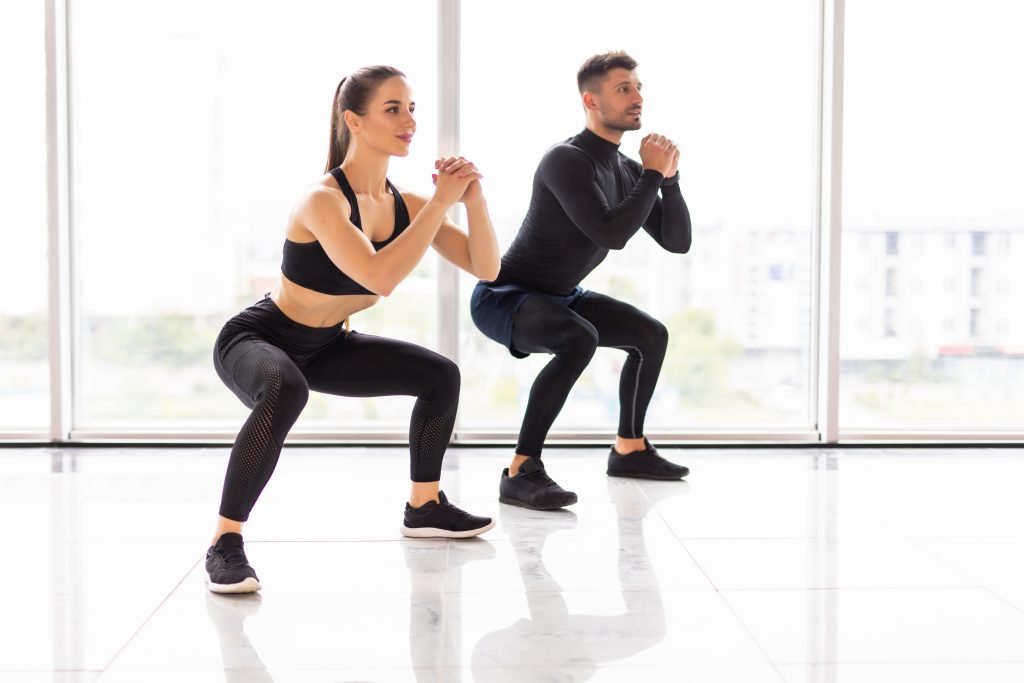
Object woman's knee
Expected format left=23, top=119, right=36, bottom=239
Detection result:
left=421, top=353, right=461, bottom=403
left=261, top=362, right=309, bottom=418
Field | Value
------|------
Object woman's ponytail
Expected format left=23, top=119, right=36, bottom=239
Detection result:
left=325, top=78, right=347, bottom=172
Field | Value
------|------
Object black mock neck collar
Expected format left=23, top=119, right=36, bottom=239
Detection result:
left=576, top=128, right=621, bottom=159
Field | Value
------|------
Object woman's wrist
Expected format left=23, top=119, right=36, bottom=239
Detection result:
left=426, top=195, right=455, bottom=212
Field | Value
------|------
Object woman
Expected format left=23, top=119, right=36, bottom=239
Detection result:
left=207, top=66, right=501, bottom=593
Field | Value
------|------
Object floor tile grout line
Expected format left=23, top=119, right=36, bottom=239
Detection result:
left=618, top=482, right=781, bottom=676
left=672, top=536, right=988, bottom=592
left=651, top=489, right=786, bottom=679
left=669, top=535, right=1024, bottom=541
left=393, top=585, right=1024, bottom=595
left=769, top=656, right=1024, bottom=665
left=655, top=509, right=790, bottom=675
left=14, top=446, right=1024, bottom=679
left=898, top=536, right=986, bottom=589
left=764, top=658, right=1024, bottom=668
left=653, top=506, right=719, bottom=591
left=652, top=501, right=788, bottom=680
left=709, top=585, right=998, bottom=593
left=903, top=536, right=1024, bottom=619
left=710, top=586, right=790, bottom=679
left=838, top=493, right=919, bottom=540
left=0, top=670, right=104, bottom=674
left=95, top=554, right=204, bottom=678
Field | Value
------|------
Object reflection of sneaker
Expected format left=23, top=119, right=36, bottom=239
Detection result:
left=607, top=476, right=690, bottom=520
left=205, top=592, right=274, bottom=682
left=499, top=458, right=578, bottom=510
left=500, top=504, right=578, bottom=543
left=635, top=478, right=691, bottom=507
left=401, top=491, right=495, bottom=539
left=448, top=538, right=498, bottom=568
left=403, top=537, right=497, bottom=574
left=205, top=591, right=263, bottom=623
left=205, top=533, right=261, bottom=594
left=607, top=439, right=689, bottom=480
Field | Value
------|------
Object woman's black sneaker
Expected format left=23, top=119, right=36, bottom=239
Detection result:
left=205, top=532, right=262, bottom=594
left=401, top=491, right=496, bottom=538
left=607, top=439, right=689, bottom=480
left=499, top=457, right=578, bottom=510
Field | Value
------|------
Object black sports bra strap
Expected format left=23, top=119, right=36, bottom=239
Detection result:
left=387, top=179, right=409, bottom=225
left=330, top=167, right=407, bottom=230
left=328, top=167, right=361, bottom=226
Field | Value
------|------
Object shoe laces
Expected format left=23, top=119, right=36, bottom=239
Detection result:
left=439, top=497, right=473, bottom=519
left=218, top=543, right=250, bottom=568
left=522, top=468, right=558, bottom=489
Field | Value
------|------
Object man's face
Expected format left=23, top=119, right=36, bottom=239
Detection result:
left=593, top=68, right=643, bottom=132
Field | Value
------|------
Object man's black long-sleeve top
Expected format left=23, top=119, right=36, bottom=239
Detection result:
left=495, top=127, right=692, bottom=296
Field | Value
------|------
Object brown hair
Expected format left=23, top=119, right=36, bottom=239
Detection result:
left=325, top=65, right=406, bottom=172
left=576, top=51, right=638, bottom=94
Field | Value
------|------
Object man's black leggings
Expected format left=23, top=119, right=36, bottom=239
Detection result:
left=213, top=297, right=459, bottom=522
left=510, top=290, right=668, bottom=458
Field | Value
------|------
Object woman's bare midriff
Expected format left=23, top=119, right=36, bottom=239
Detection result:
left=271, top=275, right=380, bottom=328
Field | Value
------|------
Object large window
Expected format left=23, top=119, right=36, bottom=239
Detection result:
left=17, top=1, right=1024, bottom=441
left=457, top=0, right=819, bottom=433
left=69, top=0, right=437, bottom=431
left=0, top=1, right=49, bottom=431
left=840, top=0, right=1024, bottom=431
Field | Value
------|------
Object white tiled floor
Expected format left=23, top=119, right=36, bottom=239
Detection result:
left=2, top=445, right=1024, bottom=682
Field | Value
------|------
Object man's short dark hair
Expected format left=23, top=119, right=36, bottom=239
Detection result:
left=577, top=51, right=639, bottom=94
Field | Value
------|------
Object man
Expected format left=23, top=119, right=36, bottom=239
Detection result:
left=471, top=51, right=692, bottom=511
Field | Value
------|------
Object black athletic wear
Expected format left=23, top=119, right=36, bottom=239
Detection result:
left=496, top=128, right=691, bottom=296
left=214, top=296, right=459, bottom=522
left=510, top=291, right=667, bottom=456
left=470, top=282, right=587, bottom=359
left=498, top=458, right=578, bottom=510
left=470, top=128, right=691, bottom=461
left=471, top=286, right=669, bottom=458
left=607, top=439, right=690, bottom=480
left=281, top=167, right=409, bottom=295
left=206, top=532, right=261, bottom=593
left=470, top=284, right=670, bottom=456
left=401, top=491, right=495, bottom=538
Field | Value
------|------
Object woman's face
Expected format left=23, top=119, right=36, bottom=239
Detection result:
left=348, top=76, right=416, bottom=157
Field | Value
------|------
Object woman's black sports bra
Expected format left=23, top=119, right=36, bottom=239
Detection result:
left=281, top=167, right=410, bottom=295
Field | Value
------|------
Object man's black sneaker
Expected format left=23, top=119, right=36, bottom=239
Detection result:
left=205, top=532, right=261, bottom=594
left=401, top=491, right=495, bottom=538
left=607, top=439, right=689, bottom=480
left=499, top=457, right=578, bottom=510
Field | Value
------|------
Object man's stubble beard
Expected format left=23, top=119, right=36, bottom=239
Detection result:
left=602, top=109, right=642, bottom=133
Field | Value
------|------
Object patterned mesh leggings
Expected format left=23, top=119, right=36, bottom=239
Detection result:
left=213, top=298, right=458, bottom=522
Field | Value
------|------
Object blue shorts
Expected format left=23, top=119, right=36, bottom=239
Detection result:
left=470, top=280, right=588, bottom=358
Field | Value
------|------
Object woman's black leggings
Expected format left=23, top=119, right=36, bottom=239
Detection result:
left=510, top=291, right=668, bottom=458
left=213, top=297, right=459, bottom=522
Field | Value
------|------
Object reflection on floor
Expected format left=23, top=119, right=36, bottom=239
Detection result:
left=3, top=446, right=1024, bottom=682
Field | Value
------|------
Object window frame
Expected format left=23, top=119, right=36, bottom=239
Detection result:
left=26, top=0, right=1022, bottom=444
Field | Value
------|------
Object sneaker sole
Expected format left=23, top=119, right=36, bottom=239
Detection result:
left=607, top=470, right=689, bottom=481
left=499, top=495, right=578, bottom=511
left=400, top=520, right=496, bottom=539
left=207, top=576, right=262, bottom=594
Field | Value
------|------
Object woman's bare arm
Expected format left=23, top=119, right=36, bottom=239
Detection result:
left=405, top=189, right=500, bottom=280
left=295, top=164, right=477, bottom=295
